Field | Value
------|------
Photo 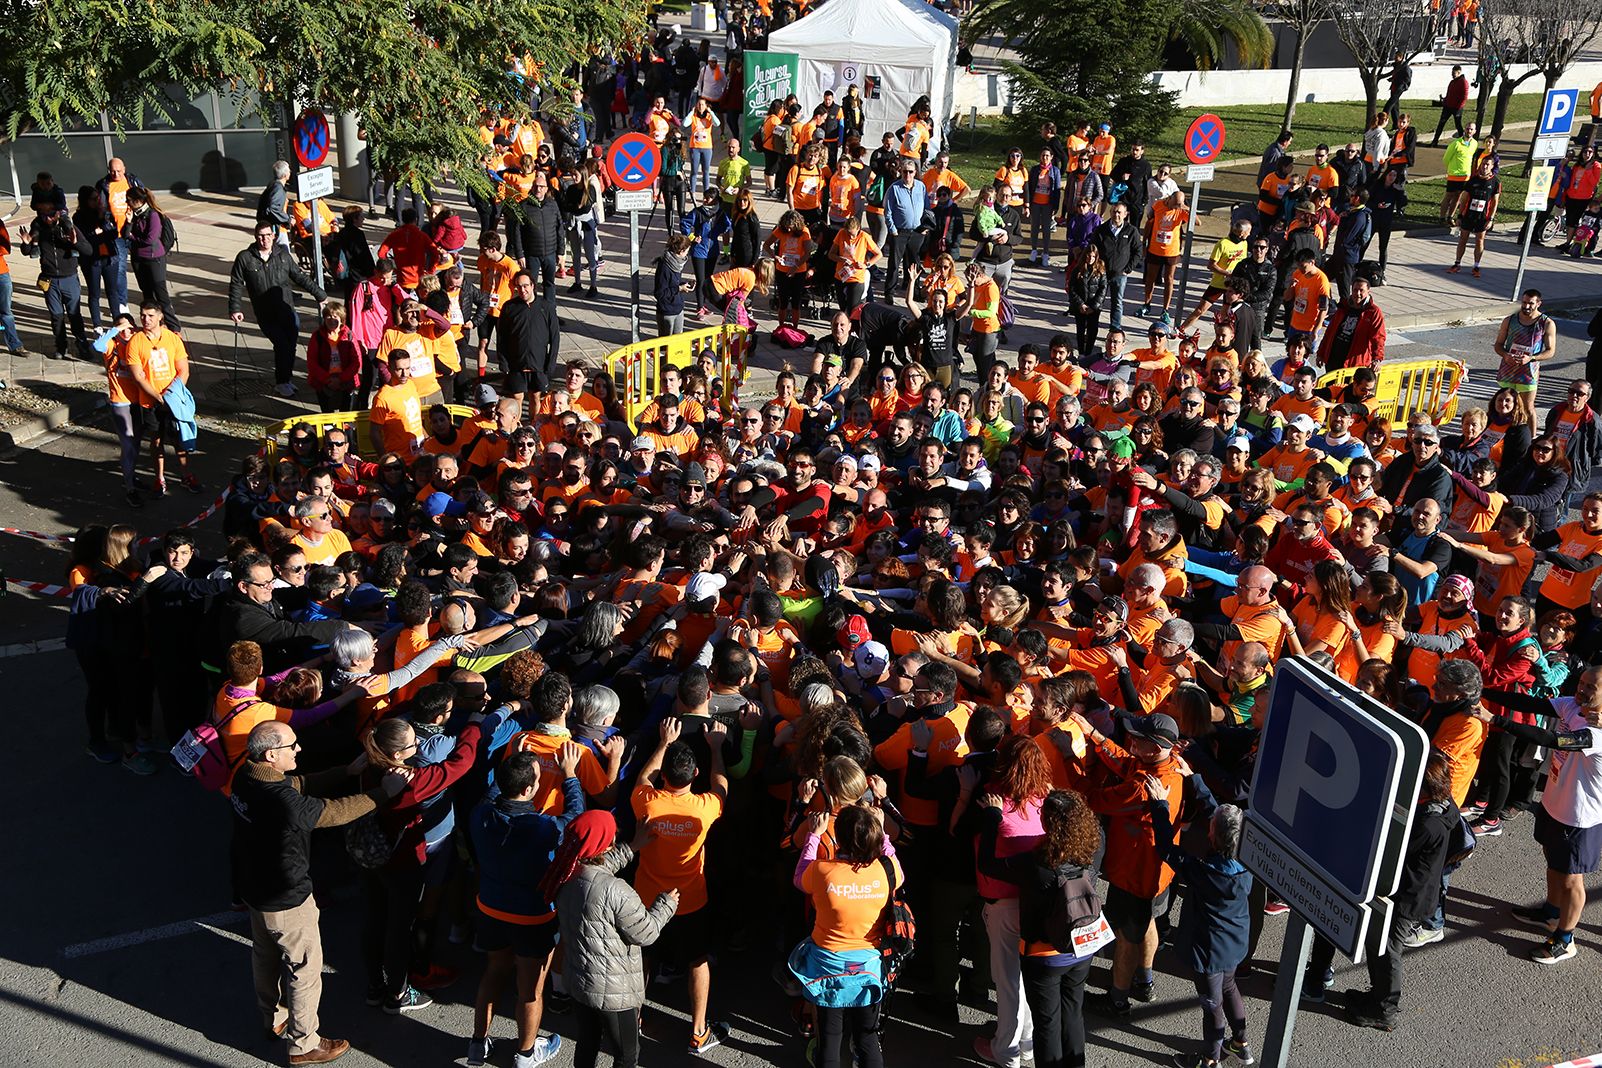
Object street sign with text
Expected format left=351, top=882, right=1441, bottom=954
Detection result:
left=1186, top=164, right=1215, bottom=183
left=296, top=166, right=334, bottom=202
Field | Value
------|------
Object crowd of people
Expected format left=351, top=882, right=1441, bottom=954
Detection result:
left=14, top=8, right=1602, bottom=1068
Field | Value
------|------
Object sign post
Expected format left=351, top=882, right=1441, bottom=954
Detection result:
left=1178, top=114, right=1226, bottom=318
left=292, top=110, right=333, bottom=293
left=1241, top=658, right=1429, bottom=1068
left=605, top=133, right=664, bottom=344
left=1512, top=87, right=1576, bottom=299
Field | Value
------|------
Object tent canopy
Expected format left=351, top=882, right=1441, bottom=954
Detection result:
left=766, top=0, right=958, bottom=152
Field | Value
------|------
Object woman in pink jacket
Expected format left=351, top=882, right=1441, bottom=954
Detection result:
left=348, top=256, right=406, bottom=406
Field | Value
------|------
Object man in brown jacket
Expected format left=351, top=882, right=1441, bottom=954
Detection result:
left=232, top=721, right=403, bottom=1064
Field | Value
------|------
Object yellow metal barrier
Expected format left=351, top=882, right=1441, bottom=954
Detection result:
left=602, top=324, right=753, bottom=429
left=1317, top=357, right=1465, bottom=432
left=261, top=406, right=479, bottom=461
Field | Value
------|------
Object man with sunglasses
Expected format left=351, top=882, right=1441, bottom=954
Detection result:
left=1377, top=422, right=1454, bottom=524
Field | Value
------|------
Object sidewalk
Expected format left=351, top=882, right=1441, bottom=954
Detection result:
left=2, top=161, right=1598, bottom=449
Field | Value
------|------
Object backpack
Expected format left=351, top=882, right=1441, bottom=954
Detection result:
left=159, top=211, right=178, bottom=254
left=170, top=698, right=260, bottom=791
left=1040, top=864, right=1105, bottom=954
left=876, top=855, right=916, bottom=985
left=773, top=122, right=795, bottom=155
left=344, top=811, right=399, bottom=869
left=865, top=173, right=889, bottom=209
left=723, top=289, right=754, bottom=330
left=997, top=294, right=1017, bottom=330
left=771, top=324, right=811, bottom=349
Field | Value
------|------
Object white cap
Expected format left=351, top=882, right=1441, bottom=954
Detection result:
left=686, top=572, right=728, bottom=603
left=853, top=640, right=890, bottom=678
left=1287, top=413, right=1319, bottom=435
left=858, top=454, right=882, bottom=472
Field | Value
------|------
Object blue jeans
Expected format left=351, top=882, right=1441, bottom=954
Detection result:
left=1423, top=868, right=1451, bottom=932
left=109, top=402, right=141, bottom=490
left=82, top=255, right=124, bottom=330
left=0, top=272, right=20, bottom=350
left=1107, top=272, right=1129, bottom=333
left=690, top=147, right=714, bottom=196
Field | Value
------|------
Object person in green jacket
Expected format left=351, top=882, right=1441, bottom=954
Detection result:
left=1439, top=124, right=1480, bottom=225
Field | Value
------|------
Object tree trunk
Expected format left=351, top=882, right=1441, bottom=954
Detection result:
left=1282, top=25, right=1310, bottom=131
left=1491, top=70, right=1539, bottom=141
left=1360, top=70, right=1380, bottom=126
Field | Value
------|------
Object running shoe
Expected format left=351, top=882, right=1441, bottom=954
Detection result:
left=1531, top=936, right=1577, bottom=965
left=383, top=985, right=433, bottom=1014
left=688, top=1021, right=730, bottom=1056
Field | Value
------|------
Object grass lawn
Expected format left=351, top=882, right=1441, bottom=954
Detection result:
left=944, top=94, right=1547, bottom=182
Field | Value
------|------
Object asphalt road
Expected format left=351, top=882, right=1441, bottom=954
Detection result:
left=2, top=296, right=1599, bottom=1068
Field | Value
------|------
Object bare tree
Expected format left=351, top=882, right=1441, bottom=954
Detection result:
left=1478, top=0, right=1602, bottom=146
left=1326, top=0, right=1437, bottom=124
left=1275, top=0, right=1333, bottom=132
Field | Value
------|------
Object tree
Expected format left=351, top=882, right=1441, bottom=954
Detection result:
left=0, top=0, right=647, bottom=193
left=970, top=0, right=1182, bottom=145
left=1273, top=0, right=1333, bottom=133
left=1326, top=0, right=1437, bottom=124
left=1169, top=0, right=1276, bottom=71
left=1477, top=0, right=1602, bottom=146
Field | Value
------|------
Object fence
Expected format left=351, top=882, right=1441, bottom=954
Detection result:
left=602, top=324, right=754, bottom=428
left=1317, top=357, right=1465, bottom=432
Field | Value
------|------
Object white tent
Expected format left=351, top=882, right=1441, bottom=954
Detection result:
left=766, top=0, right=959, bottom=154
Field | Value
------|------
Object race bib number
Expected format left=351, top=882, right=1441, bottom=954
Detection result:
left=148, top=347, right=172, bottom=377
left=801, top=178, right=817, bottom=195
left=1071, top=916, right=1116, bottom=956
left=1157, top=228, right=1174, bottom=246
left=781, top=253, right=800, bottom=268
left=1469, top=198, right=1487, bottom=213
left=1294, top=294, right=1308, bottom=315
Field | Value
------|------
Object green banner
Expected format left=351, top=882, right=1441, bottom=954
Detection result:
left=743, top=50, right=799, bottom=151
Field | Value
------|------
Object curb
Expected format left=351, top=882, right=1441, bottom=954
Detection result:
left=0, top=389, right=107, bottom=452
left=1380, top=292, right=1601, bottom=331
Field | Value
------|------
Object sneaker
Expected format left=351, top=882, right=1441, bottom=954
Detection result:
left=383, top=985, right=433, bottom=1014
left=275, top=382, right=296, bottom=397
left=1531, top=935, right=1577, bottom=965
left=1446, top=263, right=1461, bottom=274
left=153, top=478, right=168, bottom=498
left=1171, top=1055, right=1218, bottom=1068
left=1299, top=983, right=1326, bottom=1004
left=568, top=281, right=584, bottom=294
left=1085, top=992, right=1131, bottom=1018
left=1471, top=266, right=1481, bottom=278
left=1028, top=250, right=1041, bottom=264
left=512, top=1035, right=562, bottom=1067
left=1130, top=979, right=1155, bottom=1003
left=1343, top=997, right=1397, bottom=1031
left=86, top=742, right=120, bottom=763
left=1041, top=255, right=1053, bottom=269
left=182, top=473, right=204, bottom=494
left=49, top=351, right=68, bottom=361
left=125, top=489, right=143, bottom=509
left=1472, top=818, right=1503, bottom=837
left=1510, top=902, right=1559, bottom=929
left=1399, top=925, right=1444, bottom=949
left=1263, top=899, right=1290, bottom=917
left=121, top=752, right=158, bottom=776
left=1139, top=303, right=1152, bottom=317
left=1224, top=1037, right=1255, bottom=1064
left=1459, top=800, right=1487, bottom=817
left=466, top=1037, right=494, bottom=1067
left=688, top=1021, right=730, bottom=1055
left=587, top=285, right=600, bottom=299
left=408, top=963, right=458, bottom=990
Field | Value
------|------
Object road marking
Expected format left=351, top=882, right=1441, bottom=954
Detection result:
left=61, top=910, right=247, bottom=959
left=0, top=637, right=67, bottom=659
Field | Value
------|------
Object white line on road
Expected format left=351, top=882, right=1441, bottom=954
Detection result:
left=60, top=910, right=247, bottom=959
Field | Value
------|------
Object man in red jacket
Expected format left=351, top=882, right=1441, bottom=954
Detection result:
left=1318, top=274, right=1387, bottom=371
left=1431, top=65, right=1471, bottom=146
left=1263, top=501, right=1349, bottom=602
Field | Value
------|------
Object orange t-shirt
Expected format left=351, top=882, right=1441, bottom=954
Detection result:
left=1149, top=202, right=1187, bottom=257
left=828, top=172, right=861, bottom=222
left=1287, top=268, right=1331, bottom=333
left=831, top=229, right=879, bottom=285
left=632, top=782, right=723, bottom=914
left=771, top=226, right=812, bottom=274
left=803, top=855, right=902, bottom=952
left=790, top=165, right=829, bottom=211
left=102, top=334, right=138, bottom=405
left=1472, top=533, right=1535, bottom=616
left=712, top=267, right=756, bottom=297
left=371, top=380, right=424, bottom=453
left=1540, top=522, right=1602, bottom=609
left=293, top=527, right=352, bottom=567
left=995, top=166, right=1028, bottom=208
left=479, top=253, right=518, bottom=314
left=1408, top=603, right=1478, bottom=690
left=506, top=729, right=612, bottom=812
left=1221, top=597, right=1291, bottom=666
left=1292, top=596, right=1353, bottom=662
left=688, top=111, right=717, bottom=150
left=126, top=328, right=187, bottom=408
left=1008, top=372, right=1060, bottom=407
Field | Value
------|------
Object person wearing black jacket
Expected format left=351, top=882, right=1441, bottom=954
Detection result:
left=1108, top=145, right=1153, bottom=226
left=145, top=531, right=233, bottom=740
left=425, top=264, right=492, bottom=402
left=233, top=719, right=403, bottom=1064
left=496, top=271, right=561, bottom=406
left=74, top=186, right=122, bottom=331
left=1487, top=434, right=1571, bottom=531
left=1303, top=748, right=1455, bottom=1030
left=209, top=552, right=352, bottom=674
left=1368, top=169, right=1408, bottom=284
left=1091, top=202, right=1142, bottom=336
left=1545, top=382, right=1602, bottom=508
left=228, top=220, right=328, bottom=391
left=1231, top=239, right=1278, bottom=336
left=1215, top=280, right=1262, bottom=359
left=21, top=207, right=93, bottom=360
left=654, top=233, right=694, bottom=337
left=1377, top=424, right=1454, bottom=524
left=509, top=174, right=566, bottom=299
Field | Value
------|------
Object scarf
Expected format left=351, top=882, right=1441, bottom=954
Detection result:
left=664, top=249, right=687, bottom=276
left=539, top=809, right=618, bottom=903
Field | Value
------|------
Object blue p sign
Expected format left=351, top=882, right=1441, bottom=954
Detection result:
left=1539, top=88, right=1579, bottom=137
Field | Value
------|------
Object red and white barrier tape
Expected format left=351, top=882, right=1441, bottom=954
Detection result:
left=5, top=578, right=72, bottom=598
left=1, top=486, right=227, bottom=552
left=0, top=527, right=75, bottom=545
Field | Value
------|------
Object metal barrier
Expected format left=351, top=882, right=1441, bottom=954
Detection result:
left=602, top=324, right=753, bottom=429
left=1317, top=357, right=1465, bottom=431
left=260, top=406, right=479, bottom=460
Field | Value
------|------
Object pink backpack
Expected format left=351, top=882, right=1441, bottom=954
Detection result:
left=772, top=325, right=812, bottom=349
left=171, top=698, right=260, bottom=791
left=723, top=288, right=754, bottom=329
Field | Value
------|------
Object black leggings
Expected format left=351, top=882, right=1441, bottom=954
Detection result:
left=75, top=647, right=128, bottom=748
left=692, top=254, right=718, bottom=311
left=572, top=1004, right=640, bottom=1068
left=1021, top=955, right=1093, bottom=1068
left=361, top=862, right=430, bottom=998
left=133, top=257, right=182, bottom=332
left=1073, top=307, right=1100, bottom=357
left=815, top=1000, right=884, bottom=1068
left=1474, top=728, right=1540, bottom=821
left=1192, top=971, right=1248, bottom=1062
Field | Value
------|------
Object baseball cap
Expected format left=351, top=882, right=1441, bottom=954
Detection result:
left=858, top=454, right=882, bottom=473
left=1129, top=712, right=1181, bottom=749
left=686, top=572, right=728, bottom=603
left=467, top=382, right=499, bottom=408
left=1148, top=314, right=1177, bottom=337
left=823, top=352, right=843, bottom=368
left=1287, top=413, right=1319, bottom=435
left=370, top=497, right=398, bottom=519
left=684, top=462, right=708, bottom=487
left=422, top=491, right=467, bottom=518
left=630, top=435, right=655, bottom=451
left=838, top=614, right=871, bottom=649
left=854, top=640, right=890, bottom=678
left=1224, top=432, right=1253, bottom=454
left=1099, top=123, right=1111, bottom=132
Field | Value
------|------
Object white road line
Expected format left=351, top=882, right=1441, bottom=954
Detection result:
left=61, top=910, right=247, bottom=959
left=0, top=637, right=66, bottom=659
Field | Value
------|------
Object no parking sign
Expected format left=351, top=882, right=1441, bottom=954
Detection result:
left=1184, top=113, right=1226, bottom=164
left=292, top=109, right=330, bottom=169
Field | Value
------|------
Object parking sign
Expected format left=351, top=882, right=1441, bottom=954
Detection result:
left=1539, top=88, right=1580, bottom=137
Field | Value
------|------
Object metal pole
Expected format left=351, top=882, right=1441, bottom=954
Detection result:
left=1511, top=209, right=1535, bottom=301
left=629, top=208, right=641, bottom=344
left=1176, top=178, right=1203, bottom=321
left=1259, top=913, right=1314, bottom=1068
left=310, top=198, right=326, bottom=295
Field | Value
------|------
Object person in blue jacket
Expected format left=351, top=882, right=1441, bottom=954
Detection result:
left=679, top=189, right=729, bottom=318
left=466, top=745, right=586, bottom=1067
left=1143, top=759, right=1255, bottom=1068
left=655, top=232, right=695, bottom=337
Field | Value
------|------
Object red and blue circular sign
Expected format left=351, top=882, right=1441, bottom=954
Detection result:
left=605, top=133, right=662, bottom=191
left=293, top=109, right=330, bottom=169
left=1184, top=113, right=1226, bottom=165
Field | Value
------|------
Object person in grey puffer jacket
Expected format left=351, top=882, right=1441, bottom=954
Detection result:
left=545, top=810, right=676, bottom=1068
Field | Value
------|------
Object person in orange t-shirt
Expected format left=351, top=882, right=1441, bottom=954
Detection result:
left=631, top=718, right=728, bottom=1051
left=125, top=303, right=198, bottom=492
left=369, top=350, right=425, bottom=455
left=1282, top=249, right=1331, bottom=343
left=1141, top=190, right=1188, bottom=316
